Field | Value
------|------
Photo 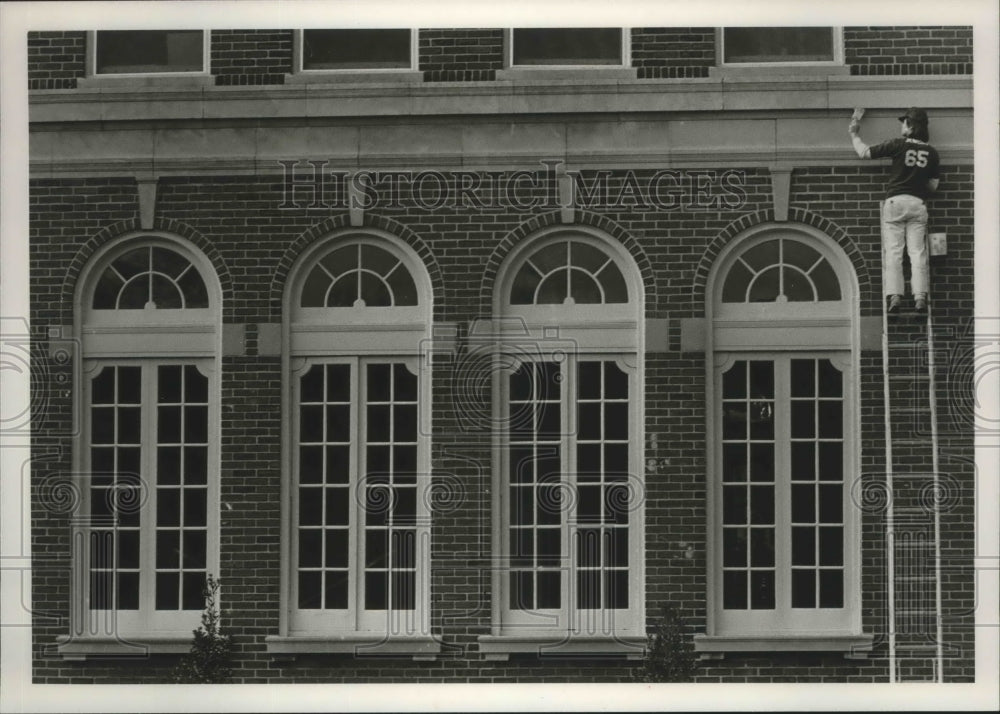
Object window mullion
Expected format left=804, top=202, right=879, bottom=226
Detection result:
left=774, top=355, right=792, bottom=613
left=563, top=355, right=575, bottom=630
left=351, top=357, right=363, bottom=630
left=143, top=361, right=157, bottom=617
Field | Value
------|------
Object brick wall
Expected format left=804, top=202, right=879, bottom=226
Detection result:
left=631, top=28, right=714, bottom=79
left=27, top=27, right=975, bottom=85
left=419, top=29, right=503, bottom=82
left=211, top=30, right=293, bottom=86
left=30, top=161, right=975, bottom=682
left=27, top=31, right=86, bottom=89
left=845, top=27, right=973, bottom=75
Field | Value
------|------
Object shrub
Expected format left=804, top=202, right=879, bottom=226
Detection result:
left=635, top=606, right=697, bottom=683
left=172, top=574, right=233, bottom=683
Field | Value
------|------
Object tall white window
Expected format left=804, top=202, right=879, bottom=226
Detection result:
left=67, top=236, right=220, bottom=648
left=481, top=228, right=644, bottom=658
left=276, top=232, right=433, bottom=652
left=700, top=226, right=865, bottom=653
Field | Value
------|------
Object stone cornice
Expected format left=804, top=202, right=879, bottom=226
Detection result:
left=29, top=74, right=973, bottom=125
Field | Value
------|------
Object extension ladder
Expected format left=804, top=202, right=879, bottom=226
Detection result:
left=880, top=210, right=945, bottom=683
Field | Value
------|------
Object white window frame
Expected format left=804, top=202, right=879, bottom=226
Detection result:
left=271, top=230, right=435, bottom=655
left=86, top=30, right=209, bottom=78
left=700, top=224, right=866, bottom=653
left=62, top=234, right=221, bottom=654
left=506, top=28, right=631, bottom=69
left=712, top=351, right=855, bottom=636
left=481, top=226, right=645, bottom=658
left=79, top=358, right=218, bottom=636
left=293, top=29, right=418, bottom=74
left=718, top=27, right=844, bottom=68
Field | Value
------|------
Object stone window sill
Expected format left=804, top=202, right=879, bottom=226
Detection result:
left=284, top=70, right=423, bottom=85
left=495, top=67, right=636, bottom=83
left=75, top=74, right=215, bottom=90
left=709, top=65, right=851, bottom=81
left=265, top=635, right=441, bottom=660
left=477, top=634, right=645, bottom=661
left=693, top=633, right=874, bottom=660
left=56, top=635, right=192, bottom=660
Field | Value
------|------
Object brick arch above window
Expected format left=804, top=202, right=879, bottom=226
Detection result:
left=479, top=210, right=656, bottom=314
left=64, top=220, right=232, bottom=324
left=692, top=211, right=871, bottom=306
left=271, top=215, right=443, bottom=321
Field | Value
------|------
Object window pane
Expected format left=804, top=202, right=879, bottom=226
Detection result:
left=811, top=259, right=842, bottom=301
left=513, top=28, right=622, bottom=66
left=724, top=27, right=834, bottom=63
left=325, top=572, right=349, bottom=609
left=749, top=570, right=774, bottom=609
left=359, top=273, right=392, bottom=307
left=96, top=30, right=204, bottom=74
left=792, top=569, right=816, bottom=607
left=722, top=260, right=753, bottom=303
left=791, top=359, right=814, bottom=398
left=510, top=263, right=542, bottom=304
left=750, top=529, right=774, bottom=567
left=792, top=526, right=815, bottom=566
left=818, top=442, right=842, bottom=481
left=723, top=529, right=747, bottom=567
left=748, top=266, right=781, bottom=302
left=722, top=443, right=746, bottom=482
left=298, top=571, right=322, bottom=609
left=569, top=269, right=603, bottom=304
left=791, top=441, right=815, bottom=481
left=782, top=266, right=815, bottom=301
left=819, top=570, right=844, bottom=608
left=535, top=271, right=568, bottom=304
left=151, top=274, right=183, bottom=309
left=817, top=359, right=843, bottom=397
left=303, top=29, right=411, bottom=70
left=722, top=571, right=747, bottom=609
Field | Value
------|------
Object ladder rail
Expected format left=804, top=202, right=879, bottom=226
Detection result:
left=924, top=280, right=944, bottom=683
left=879, top=201, right=897, bottom=682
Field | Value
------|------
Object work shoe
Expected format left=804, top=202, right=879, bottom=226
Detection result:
left=887, top=294, right=902, bottom=314
left=914, top=294, right=927, bottom=313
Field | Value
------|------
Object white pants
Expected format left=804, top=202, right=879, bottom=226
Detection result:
left=882, top=194, right=929, bottom=297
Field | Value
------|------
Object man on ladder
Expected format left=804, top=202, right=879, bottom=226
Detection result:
left=849, top=107, right=946, bottom=682
left=848, top=107, right=941, bottom=314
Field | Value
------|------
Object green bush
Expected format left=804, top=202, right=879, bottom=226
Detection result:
left=172, top=574, right=233, bottom=683
left=635, top=606, right=697, bottom=683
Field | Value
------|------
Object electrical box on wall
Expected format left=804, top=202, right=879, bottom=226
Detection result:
left=929, top=232, right=947, bottom=257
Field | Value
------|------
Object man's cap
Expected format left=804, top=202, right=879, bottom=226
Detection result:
left=898, top=107, right=928, bottom=125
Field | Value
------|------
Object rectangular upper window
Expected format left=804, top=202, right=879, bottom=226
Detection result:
left=721, top=27, right=840, bottom=65
left=300, top=29, right=415, bottom=71
left=94, top=30, right=205, bottom=74
left=510, top=28, right=626, bottom=67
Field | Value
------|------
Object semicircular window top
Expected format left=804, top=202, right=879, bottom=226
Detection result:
left=300, top=242, right=418, bottom=308
left=92, top=245, right=209, bottom=310
left=509, top=238, right=628, bottom=306
left=721, top=237, right=842, bottom=304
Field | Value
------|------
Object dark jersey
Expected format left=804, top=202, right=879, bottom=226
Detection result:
left=869, top=137, right=940, bottom=201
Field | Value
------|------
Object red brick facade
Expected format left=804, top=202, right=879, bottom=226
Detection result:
left=26, top=25, right=977, bottom=684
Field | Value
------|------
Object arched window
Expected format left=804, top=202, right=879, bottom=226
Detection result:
left=64, top=234, right=220, bottom=654
left=479, top=227, right=645, bottom=659
left=271, top=231, right=435, bottom=656
left=697, top=224, right=867, bottom=656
